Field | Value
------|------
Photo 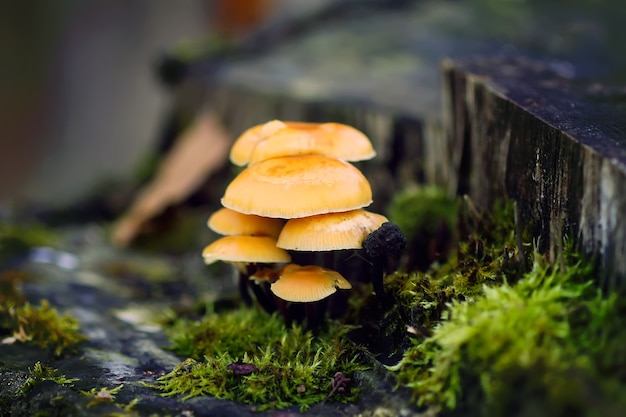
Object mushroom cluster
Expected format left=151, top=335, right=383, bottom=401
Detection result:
left=203, top=120, right=406, bottom=324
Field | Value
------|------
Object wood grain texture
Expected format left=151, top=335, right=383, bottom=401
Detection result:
left=443, top=56, right=626, bottom=290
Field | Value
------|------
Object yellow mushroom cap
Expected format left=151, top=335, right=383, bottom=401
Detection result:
left=248, top=123, right=376, bottom=165
left=202, top=235, right=291, bottom=265
left=221, top=155, right=373, bottom=219
left=207, top=207, right=285, bottom=238
left=229, top=120, right=287, bottom=166
left=270, top=264, right=352, bottom=302
left=276, top=209, right=388, bottom=251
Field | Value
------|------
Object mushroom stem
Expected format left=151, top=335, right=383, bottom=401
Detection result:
left=290, top=250, right=316, bottom=267
left=244, top=264, right=276, bottom=314
left=321, top=251, right=335, bottom=270
left=304, top=299, right=327, bottom=333
left=289, top=302, right=306, bottom=326
left=238, top=269, right=254, bottom=306
left=249, top=281, right=277, bottom=314
left=369, top=257, right=387, bottom=299
left=275, top=297, right=292, bottom=326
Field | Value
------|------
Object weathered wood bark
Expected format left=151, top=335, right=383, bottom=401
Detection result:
left=443, top=56, right=626, bottom=290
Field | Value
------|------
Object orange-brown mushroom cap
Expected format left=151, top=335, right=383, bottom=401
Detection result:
left=276, top=209, right=388, bottom=251
left=202, top=235, right=291, bottom=265
left=207, top=207, right=284, bottom=238
left=229, top=120, right=287, bottom=166
left=248, top=123, right=376, bottom=165
left=221, top=155, right=373, bottom=219
left=270, top=264, right=352, bottom=302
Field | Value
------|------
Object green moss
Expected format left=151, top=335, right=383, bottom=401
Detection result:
left=0, top=300, right=86, bottom=356
left=81, top=384, right=139, bottom=411
left=387, top=186, right=458, bottom=270
left=383, top=195, right=626, bottom=415
left=0, top=299, right=86, bottom=356
left=154, top=307, right=368, bottom=411
left=388, top=185, right=457, bottom=242
left=19, top=361, right=79, bottom=395
left=392, top=246, right=626, bottom=416
left=380, top=197, right=526, bottom=335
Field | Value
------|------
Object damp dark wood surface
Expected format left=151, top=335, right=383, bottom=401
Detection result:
left=443, top=56, right=626, bottom=290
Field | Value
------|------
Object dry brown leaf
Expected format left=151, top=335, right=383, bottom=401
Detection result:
left=111, top=109, right=231, bottom=247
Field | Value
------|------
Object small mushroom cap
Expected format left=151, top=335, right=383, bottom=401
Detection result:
left=229, top=120, right=287, bottom=166
left=277, top=209, right=388, bottom=251
left=248, top=123, right=376, bottom=165
left=270, top=264, right=352, bottom=302
left=221, top=155, right=373, bottom=219
left=202, top=235, right=291, bottom=265
left=207, top=207, right=285, bottom=238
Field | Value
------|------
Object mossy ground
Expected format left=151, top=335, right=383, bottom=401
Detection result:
left=382, top=193, right=527, bottom=334
left=344, top=190, right=524, bottom=363
left=0, top=298, right=85, bottom=356
left=382, top=188, right=626, bottom=416
left=19, top=362, right=79, bottom=396
left=393, top=248, right=626, bottom=416
left=150, top=187, right=529, bottom=412
left=154, top=305, right=367, bottom=411
left=4, top=187, right=626, bottom=416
